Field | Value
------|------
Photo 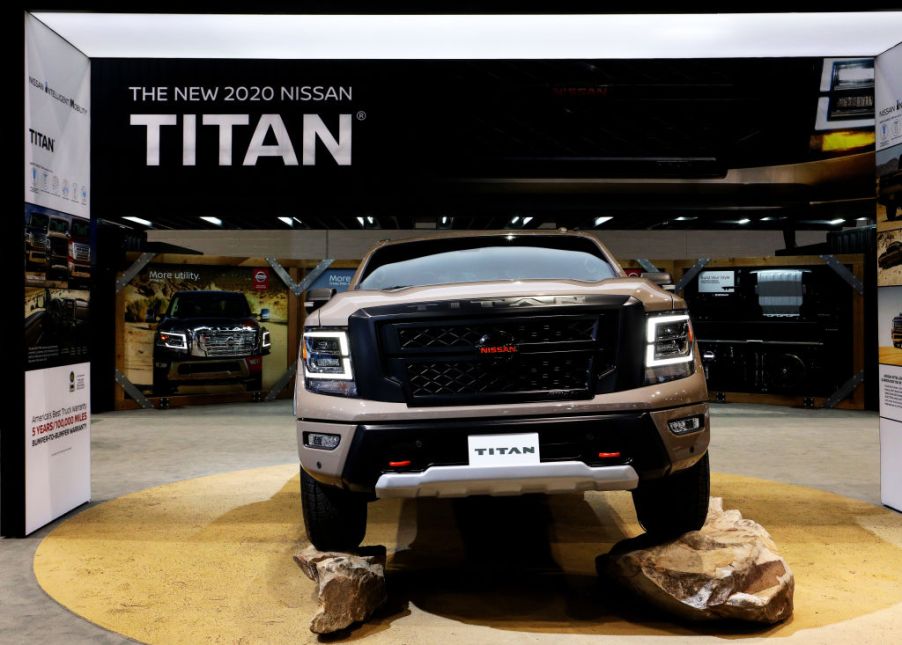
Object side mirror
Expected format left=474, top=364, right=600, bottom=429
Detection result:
left=641, top=271, right=675, bottom=292
left=641, top=271, right=673, bottom=286
left=304, top=288, right=336, bottom=315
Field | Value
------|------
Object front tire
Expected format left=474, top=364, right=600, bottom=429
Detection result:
left=301, top=468, right=368, bottom=551
left=632, top=452, right=710, bottom=538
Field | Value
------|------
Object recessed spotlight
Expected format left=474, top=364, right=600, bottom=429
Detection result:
left=200, top=216, right=222, bottom=226
left=522, top=216, right=533, bottom=225
left=366, top=216, right=375, bottom=225
left=356, top=216, right=365, bottom=226
left=441, top=216, right=449, bottom=225
left=123, top=216, right=152, bottom=227
left=675, top=216, right=697, bottom=221
left=594, top=216, right=612, bottom=226
left=511, top=215, right=520, bottom=224
left=278, top=217, right=293, bottom=226
left=829, top=218, right=845, bottom=225
left=856, top=217, right=868, bottom=221
left=760, top=216, right=774, bottom=221
left=738, top=218, right=751, bottom=225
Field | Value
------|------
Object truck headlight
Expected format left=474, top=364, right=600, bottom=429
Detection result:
left=645, top=313, right=695, bottom=383
left=303, top=329, right=357, bottom=396
left=158, top=331, right=188, bottom=351
left=261, top=329, right=271, bottom=349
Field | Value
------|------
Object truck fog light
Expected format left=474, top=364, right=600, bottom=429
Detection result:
left=305, top=432, right=341, bottom=450
left=668, top=416, right=703, bottom=435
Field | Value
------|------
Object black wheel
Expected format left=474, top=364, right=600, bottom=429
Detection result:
left=301, top=467, right=367, bottom=551
left=632, top=452, right=710, bottom=538
left=245, top=374, right=263, bottom=392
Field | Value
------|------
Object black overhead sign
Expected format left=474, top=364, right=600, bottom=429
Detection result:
left=91, top=58, right=822, bottom=221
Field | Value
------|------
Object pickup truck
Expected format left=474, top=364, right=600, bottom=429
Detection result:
left=295, top=231, right=710, bottom=550
left=153, top=290, right=271, bottom=395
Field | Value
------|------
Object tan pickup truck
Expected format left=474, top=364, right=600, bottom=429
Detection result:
left=295, top=231, right=710, bottom=550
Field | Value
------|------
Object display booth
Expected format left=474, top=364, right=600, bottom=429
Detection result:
left=4, top=10, right=893, bottom=535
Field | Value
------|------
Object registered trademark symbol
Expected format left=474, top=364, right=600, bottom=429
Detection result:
left=356, top=111, right=367, bottom=121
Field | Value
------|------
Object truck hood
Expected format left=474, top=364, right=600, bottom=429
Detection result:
left=159, top=316, right=260, bottom=331
left=311, top=278, right=678, bottom=327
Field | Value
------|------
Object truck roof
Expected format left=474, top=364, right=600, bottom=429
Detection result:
left=351, top=230, right=621, bottom=290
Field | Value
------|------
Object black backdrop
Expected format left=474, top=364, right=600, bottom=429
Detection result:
left=91, top=58, right=825, bottom=225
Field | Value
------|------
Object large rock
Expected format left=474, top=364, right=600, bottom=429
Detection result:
left=294, top=545, right=387, bottom=634
left=597, top=497, right=793, bottom=624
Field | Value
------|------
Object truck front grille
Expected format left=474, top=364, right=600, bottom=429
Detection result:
left=376, top=310, right=620, bottom=405
left=197, top=329, right=257, bottom=357
left=72, top=243, right=90, bottom=262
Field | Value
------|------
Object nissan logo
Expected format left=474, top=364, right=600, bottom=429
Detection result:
left=475, top=331, right=519, bottom=358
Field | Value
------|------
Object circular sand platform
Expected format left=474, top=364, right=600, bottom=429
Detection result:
left=34, top=465, right=902, bottom=643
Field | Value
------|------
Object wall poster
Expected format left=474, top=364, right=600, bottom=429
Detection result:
left=15, top=13, right=92, bottom=535
left=876, top=40, right=902, bottom=513
left=121, top=263, right=289, bottom=397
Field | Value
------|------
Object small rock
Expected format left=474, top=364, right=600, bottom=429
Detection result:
left=597, top=498, right=793, bottom=624
left=294, top=545, right=387, bottom=634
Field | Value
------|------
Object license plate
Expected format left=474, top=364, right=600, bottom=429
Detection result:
left=467, top=433, right=540, bottom=466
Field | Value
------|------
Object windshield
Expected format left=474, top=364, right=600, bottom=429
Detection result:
left=49, top=218, right=69, bottom=233
left=167, top=292, right=251, bottom=318
left=357, top=238, right=617, bottom=290
left=29, top=213, right=49, bottom=229
left=70, top=220, right=90, bottom=238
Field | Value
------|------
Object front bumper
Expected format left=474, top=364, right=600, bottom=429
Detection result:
left=155, top=356, right=256, bottom=384
left=298, top=402, right=709, bottom=495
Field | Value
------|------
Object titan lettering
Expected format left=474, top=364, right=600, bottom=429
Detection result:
left=474, top=446, right=536, bottom=455
left=129, top=113, right=352, bottom=166
left=29, top=128, right=54, bottom=152
left=475, top=296, right=587, bottom=308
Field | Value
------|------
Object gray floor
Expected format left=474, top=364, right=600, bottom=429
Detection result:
left=0, top=401, right=883, bottom=644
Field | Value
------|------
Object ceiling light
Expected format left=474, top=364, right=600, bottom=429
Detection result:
left=293, top=217, right=303, bottom=225
left=594, top=216, right=612, bottom=226
left=123, top=216, right=152, bottom=227
left=356, top=216, right=365, bottom=226
left=200, top=216, right=222, bottom=226
left=856, top=217, right=869, bottom=221
left=278, top=217, right=293, bottom=226
left=760, top=216, right=774, bottom=221
left=441, top=216, right=448, bottom=225
left=738, top=218, right=751, bottom=225
left=829, top=218, right=845, bottom=225
left=675, top=216, right=697, bottom=221
left=366, top=216, right=375, bottom=225
left=511, top=216, right=520, bottom=224
left=522, top=216, right=533, bottom=225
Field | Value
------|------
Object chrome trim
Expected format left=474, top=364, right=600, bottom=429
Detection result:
left=374, top=461, right=638, bottom=498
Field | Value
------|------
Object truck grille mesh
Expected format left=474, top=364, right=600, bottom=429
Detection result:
left=398, top=318, right=598, bottom=349
left=198, top=329, right=257, bottom=357
left=407, top=355, right=592, bottom=397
